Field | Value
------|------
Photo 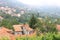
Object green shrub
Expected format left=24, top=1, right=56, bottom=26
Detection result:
left=16, top=33, right=60, bottom=40
left=0, top=36, right=9, bottom=40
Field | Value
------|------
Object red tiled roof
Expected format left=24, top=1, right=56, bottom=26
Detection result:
left=13, top=25, right=23, bottom=31
left=0, top=27, right=15, bottom=40
left=23, top=24, right=33, bottom=31
left=56, top=25, right=60, bottom=31
left=13, top=24, right=33, bottom=32
left=0, top=27, right=12, bottom=31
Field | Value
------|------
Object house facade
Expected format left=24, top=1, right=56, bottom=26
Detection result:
left=13, top=24, right=34, bottom=35
left=0, top=24, right=35, bottom=40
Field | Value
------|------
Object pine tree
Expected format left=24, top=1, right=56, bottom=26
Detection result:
left=29, top=14, right=37, bottom=29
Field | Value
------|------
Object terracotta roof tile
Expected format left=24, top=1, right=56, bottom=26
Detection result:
left=13, top=25, right=22, bottom=31
left=23, top=24, right=33, bottom=31
left=0, top=27, right=15, bottom=40
left=57, top=25, right=60, bottom=31
left=13, top=24, right=33, bottom=32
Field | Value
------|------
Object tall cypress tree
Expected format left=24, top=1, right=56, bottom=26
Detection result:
left=29, top=14, right=37, bottom=29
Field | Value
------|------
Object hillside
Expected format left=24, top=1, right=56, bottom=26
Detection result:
left=0, top=0, right=26, bottom=8
left=0, top=0, right=60, bottom=18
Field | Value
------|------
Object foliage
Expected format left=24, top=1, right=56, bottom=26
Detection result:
left=16, top=33, right=60, bottom=40
left=56, top=19, right=60, bottom=24
left=0, top=19, right=13, bottom=29
left=29, top=14, right=38, bottom=29
left=0, top=13, right=19, bottom=29
left=0, top=36, right=9, bottom=40
left=0, top=18, right=19, bottom=29
left=33, top=17, right=57, bottom=33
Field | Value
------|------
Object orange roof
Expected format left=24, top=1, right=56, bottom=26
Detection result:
left=13, top=25, right=23, bottom=31
left=0, top=27, right=15, bottom=40
left=13, top=24, right=33, bottom=32
left=0, top=27, right=13, bottom=32
left=56, top=25, right=60, bottom=31
left=23, top=24, right=33, bottom=31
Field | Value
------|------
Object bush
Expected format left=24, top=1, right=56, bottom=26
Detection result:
left=0, top=33, right=60, bottom=40
left=16, top=33, right=60, bottom=40
left=0, top=36, right=9, bottom=40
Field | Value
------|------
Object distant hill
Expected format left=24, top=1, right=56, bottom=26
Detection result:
left=0, top=0, right=26, bottom=8
left=37, top=6, right=60, bottom=18
left=0, top=0, right=60, bottom=18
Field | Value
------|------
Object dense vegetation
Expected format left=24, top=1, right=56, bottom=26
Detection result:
left=0, top=13, right=60, bottom=31
left=29, top=14, right=58, bottom=33
left=1, top=33, right=60, bottom=40
left=16, top=33, right=60, bottom=40
left=0, top=0, right=60, bottom=40
left=0, top=14, right=19, bottom=29
left=0, top=13, right=60, bottom=40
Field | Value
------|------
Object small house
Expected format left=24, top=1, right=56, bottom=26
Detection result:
left=13, top=25, right=23, bottom=35
left=13, top=24, right=34, bottom=35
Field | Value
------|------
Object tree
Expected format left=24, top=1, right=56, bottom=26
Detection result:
left=0, top=18, right=19, bottom=29
left=44, top=17, right=57, bottom=33
left=35, top=17, right=57, bottom=33
left=29, top=14, right=37, bottom=29
left=0, top=19, right=13, bottom=29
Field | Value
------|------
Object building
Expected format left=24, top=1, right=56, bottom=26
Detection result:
left=20, top=9, right=25, bottom=14
left=11, top=13, right=21, bottom=17
left=13, top=24, right=34, bottom=35
left=13, top=25, right=23, bottom=35
left=0, top=24, right=36, bottom=40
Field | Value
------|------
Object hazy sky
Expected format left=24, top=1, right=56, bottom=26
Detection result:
left=18, top=0, right=60, bottom=6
